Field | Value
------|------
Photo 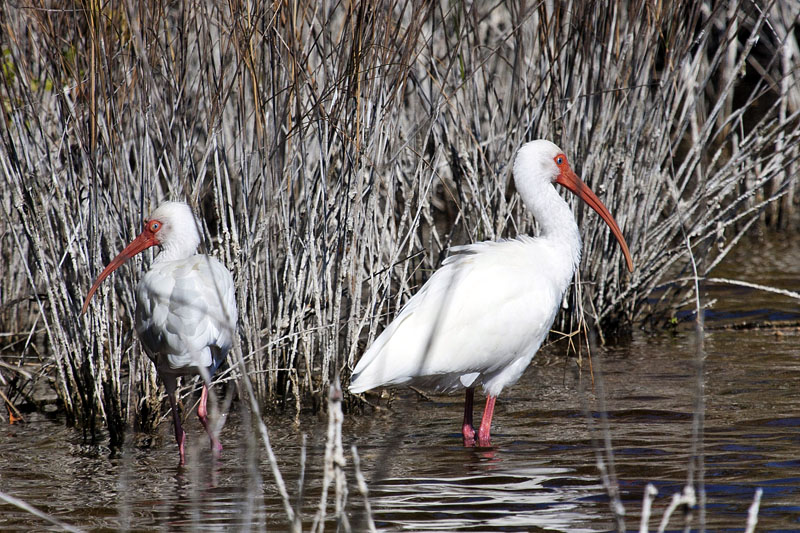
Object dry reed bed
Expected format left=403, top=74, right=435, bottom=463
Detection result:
left=1, top=0, right=798, bottom=466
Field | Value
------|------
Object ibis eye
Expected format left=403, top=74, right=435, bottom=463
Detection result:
left=150, top=221, right=160, bottom=231
left=556, top=156, right=564, bottom=165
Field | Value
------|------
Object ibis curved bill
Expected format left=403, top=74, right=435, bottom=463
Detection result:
left=349, top=140, right=633, bottom=446
left=82, top=201, right=237, bottom=465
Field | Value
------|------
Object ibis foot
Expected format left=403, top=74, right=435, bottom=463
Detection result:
left=462, top=423, right=477, bottom=446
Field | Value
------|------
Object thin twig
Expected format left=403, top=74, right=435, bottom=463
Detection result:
left=0, top=491, right=85, bottom=533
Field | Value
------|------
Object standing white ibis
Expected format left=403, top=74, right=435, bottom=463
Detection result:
left=349, top=140, right=633, bottom=446
left=81, top=201, right=237, bottom=465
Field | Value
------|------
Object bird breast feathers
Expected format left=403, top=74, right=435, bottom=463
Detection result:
left=135, top=255, right=237, bottom=365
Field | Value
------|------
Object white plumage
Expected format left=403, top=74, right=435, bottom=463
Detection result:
left=350, top=237, right=568, bottom=397
left=350, top=140, right=633, bottom=446
left=83, top=201, right=237, bottom=464
left=136, top=252, right=236, bottom=375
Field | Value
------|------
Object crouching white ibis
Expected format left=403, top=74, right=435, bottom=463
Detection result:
left=82, top=201, right=237, bottom=465
left=349, top=140, right=634, bottom=446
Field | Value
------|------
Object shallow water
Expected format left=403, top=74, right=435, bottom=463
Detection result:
left=2, top=232, right=799, bottom=532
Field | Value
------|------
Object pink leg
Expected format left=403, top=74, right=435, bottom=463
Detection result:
left=167, top=391, right=187, bottom=466
left=462, top=387, right=476, bottom=445
left=476, top=395, right=496, bottom=447
left=198, top=384, right=222, bottom=458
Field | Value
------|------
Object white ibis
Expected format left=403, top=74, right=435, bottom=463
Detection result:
left=82, top=201, right=237, bottom=465
left=349, top=140, right=633, bottom=446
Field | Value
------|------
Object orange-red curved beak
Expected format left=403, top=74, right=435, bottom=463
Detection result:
left=556, top=166, right=634, bottom=272
left=81, top=229, right=159, bottom=314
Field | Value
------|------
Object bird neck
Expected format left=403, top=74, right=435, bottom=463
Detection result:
left=519, top=181, right=582, bottom=274
left=153, top=239, right=199, bottom=264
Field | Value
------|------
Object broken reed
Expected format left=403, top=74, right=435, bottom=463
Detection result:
left=0, top=0, right=798, bottom=447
